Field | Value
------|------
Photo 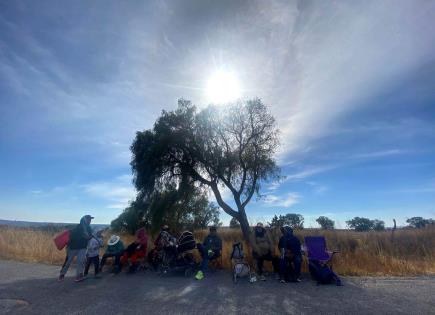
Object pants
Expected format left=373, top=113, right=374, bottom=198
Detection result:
left=84, top=256, right=100, bottom=276
left=279, top=254, right=302, bottom=281
left=197, top=244, right=220, bottom=272
left=100, top=252, right=123, bottom=271
left=60, top=248, right=87, bottom=277
left=121, top=249, right=146, bottom=266
left=253, top=251, right=279, bottom=275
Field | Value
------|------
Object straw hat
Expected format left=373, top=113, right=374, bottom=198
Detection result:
left=108, top=235, right=120, bottom=246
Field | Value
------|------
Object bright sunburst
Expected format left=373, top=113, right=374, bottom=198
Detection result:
left=205, top=69, right=241, bottom=104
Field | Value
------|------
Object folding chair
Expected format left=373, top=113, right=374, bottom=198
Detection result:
left=304, top=236, right=338, bottom=265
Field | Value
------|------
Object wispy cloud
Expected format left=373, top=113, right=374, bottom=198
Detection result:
left=263, top=192, right=300, bottom=208
left=81, top=175, right=136, bottom=209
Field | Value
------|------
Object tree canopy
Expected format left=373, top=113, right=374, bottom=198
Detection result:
left=346, top=217, right=385, bottom=232
left=130, top=98, right=280, bottom=240
left=316, top=216, right=335, bottom=230
left=111, top=186, right=220, bottom=234
left=269, top=213, right=304, bottom=229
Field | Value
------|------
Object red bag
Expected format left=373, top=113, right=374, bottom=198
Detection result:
left=54, top=230, right=70, bottom=250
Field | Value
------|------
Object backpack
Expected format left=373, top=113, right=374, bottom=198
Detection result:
left=231, top=242, right=244, bottom=260
left=308, top=260, right=336, bottom=284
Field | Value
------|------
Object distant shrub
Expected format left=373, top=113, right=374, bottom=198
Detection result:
left=316, top=216, right=335, bottom=230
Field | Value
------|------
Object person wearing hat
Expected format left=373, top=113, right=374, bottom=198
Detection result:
left=100, top=235, right=125, bottom=273
left=121, top=227, right=148, bottom=273
left=250, top=222, right=279, bottom=281
left=278, top=226, right=302, bottom=283
left=195, top=226, right=222, bottom=280
left=58, top=215, right=94, bottom=282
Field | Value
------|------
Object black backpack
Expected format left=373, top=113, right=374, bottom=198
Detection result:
left=308, top=260, right=335, bottom=284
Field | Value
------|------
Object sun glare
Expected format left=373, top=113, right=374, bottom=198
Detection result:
left=205, top=69, right=241, bottom=104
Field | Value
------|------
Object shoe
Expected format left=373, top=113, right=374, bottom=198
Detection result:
left=57, top=275, right=65, bottom=282
left=259, top=275, right=267, bottom=281
left=295, top=278, right=302, bottom=282
left=74, top=274, right=85, bottom=282
left=195, top=271, right=204, bottom=280
left=280, top=279, right=286, bottom=283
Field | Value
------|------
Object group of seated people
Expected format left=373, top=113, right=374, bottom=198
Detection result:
left=93, top=223, right=304, bottom=284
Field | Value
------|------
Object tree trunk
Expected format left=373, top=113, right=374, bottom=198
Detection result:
left=237, top=209, right=251, bottom=244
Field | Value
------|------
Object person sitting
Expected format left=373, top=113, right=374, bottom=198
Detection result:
left=195, top=226, right=222, bottom=280
left=100, top=235, right=124, bottom=273
left=121, top=228, right=148, bottom=273
left=84, top=229, right=103, bottom=278
left=250, top=222, right=279, bottom=281
left=148, top=225, right=176, bottom=270
left=278, top=226, right=302, bottom=283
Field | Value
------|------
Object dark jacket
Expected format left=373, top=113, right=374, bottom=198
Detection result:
left=203, top=234, right=222, bottom=254
left=68, top=217, right=92, bottom=250
left=278, top=232, right=302, bottom=257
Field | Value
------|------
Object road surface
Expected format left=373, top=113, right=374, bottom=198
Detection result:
left=0, top=259, right=434, bottom=314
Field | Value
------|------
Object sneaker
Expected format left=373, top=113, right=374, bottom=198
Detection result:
left=295, top=278, right=302, bottom=283
left=57, top=275, right=65, bottom=282
left=280, top=279, right=286, bottom=284
left=195, top=270, right=204, bottom=280
left=259, top=275, right=267, bottom=281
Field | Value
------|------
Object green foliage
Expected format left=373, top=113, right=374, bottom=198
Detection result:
left=346, top=217, right=374, bottom=231
left=129, top=98, right=280, bottom=240
left=268, top=213, right=304, bottom=229
left=316, top=216, right=335, bottom=230
left=372, top=219, right=385, bottom=231
left=346, top=217, right=386, bottom=232
left=229, top=217, right=240, bottom=229
left=406, top=217, right=433, bottom=229
left=111, top=186, right=220, bottom=234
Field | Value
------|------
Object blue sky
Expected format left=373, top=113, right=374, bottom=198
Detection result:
left=0, top=0, right=434, bottom=227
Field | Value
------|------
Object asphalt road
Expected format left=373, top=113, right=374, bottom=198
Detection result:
left=0, top=259, right=434, bottom=314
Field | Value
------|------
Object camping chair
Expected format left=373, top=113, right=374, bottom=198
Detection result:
left=304, top=236, right=339, bottom=266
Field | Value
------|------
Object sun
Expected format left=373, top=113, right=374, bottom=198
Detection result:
left=205, top=69, right=241, bottom=104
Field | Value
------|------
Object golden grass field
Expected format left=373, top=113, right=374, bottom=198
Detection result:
left=0, top=225, right=434, bottom=276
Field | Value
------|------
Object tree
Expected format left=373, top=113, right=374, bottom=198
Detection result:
left=346, top=217, right=374, bottom=232
left=406, top=217, right=432, bottom=229
left=111, top=186, right=220, bottom=234
left=316, top=216, right=335, bottom=230
left=268, top=213, right=304, bottom=229
left=130, top=98, right=280, bottom=241
left=372, top=219, right=385, bottom=231
left=229, top=217, right=240, bottom=229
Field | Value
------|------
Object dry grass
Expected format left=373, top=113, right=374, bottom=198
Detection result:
left=1, top=225, right=434, bottom=276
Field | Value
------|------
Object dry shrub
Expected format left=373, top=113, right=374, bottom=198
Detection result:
left=1, top=225, right=434, bottom=276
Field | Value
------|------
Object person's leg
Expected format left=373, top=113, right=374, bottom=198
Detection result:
left=100, top=253, right=113, bottom=271
left=293, top=255, right=302, bottom=280
left=279, top=257, right=286, bottom=282
left=271, top=255, right=280, bottom=274
left=60, top=249, right=77, bottom=276
left=84, top=256, right=91, bottom=276
left=114, top=252, right=122, bottom=273
left=93, top=256, right=100, bottom=276
left=76, top=248, right=87, bottom=279
left=257, top=255, right=265, bottom=276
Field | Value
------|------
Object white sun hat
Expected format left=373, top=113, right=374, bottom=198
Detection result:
left=108, top=235, right=120, bottom=246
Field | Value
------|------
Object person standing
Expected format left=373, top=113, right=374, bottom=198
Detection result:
left=278, top=226, right=302, bottom=283
left=84, top=230, right=103, bottom=278
left=250, top=223, right=279, bottom=281
left=58, top=215, right=93, bottom=282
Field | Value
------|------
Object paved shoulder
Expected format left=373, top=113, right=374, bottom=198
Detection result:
left=0, top=260, right=434, bottom=314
